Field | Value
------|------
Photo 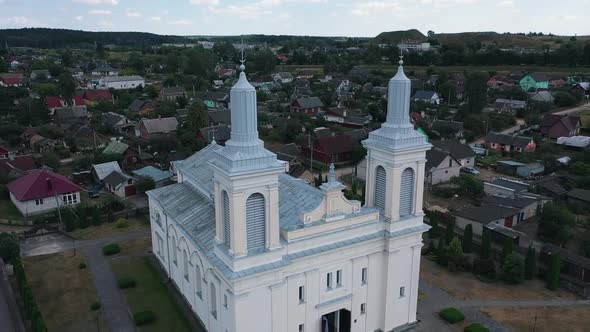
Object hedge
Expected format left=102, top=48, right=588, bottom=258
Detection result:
left=439, top=307, right=465, bottom=324
left=90, top=302, right=101, bottom=311
left=134, top=310, right=156, bottom=326
left=78, top=262, right=87, bottom=269
left=117, top=277, right=137, bottom=289
left=464, top=323, right=490, bottom=332
left=102, top=244, right=121, bottom=256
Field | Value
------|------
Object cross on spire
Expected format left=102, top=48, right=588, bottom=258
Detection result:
left=399, top=48, right=404, bottom=66
left=239, top=38, right=246, bottom=72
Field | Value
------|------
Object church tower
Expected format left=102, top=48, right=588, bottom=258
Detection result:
left=362, top=56, right=431, bottom=222
left=211, top=61, right=284, bottom=263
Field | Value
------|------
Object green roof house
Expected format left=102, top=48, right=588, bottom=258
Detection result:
left=519, top=73, right=550, bottom=92
left=102, top=140, right=138, bottom=167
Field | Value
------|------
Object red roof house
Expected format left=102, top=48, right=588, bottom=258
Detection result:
left=301, top=134, right=355, bottom=165
left=45, top=96, right=63, bottom=109
left=82, top=90, right=112, bottom=105
left=0, top=77, right=24, bottom=87
left=0, top=155, right=37, bottom=178
left=8, top=170, right=82, bottom=216
left=73, top=95, right=86, bottom=106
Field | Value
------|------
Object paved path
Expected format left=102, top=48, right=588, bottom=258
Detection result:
left=81, top=245, right=136, bottom=332
left=459, top=299, right=590, bottom=308
left=553, top=101, right=590, bottom=115
left=0, top=272, right=17, bottom=332
left=21, top=230, right=150, bottom=257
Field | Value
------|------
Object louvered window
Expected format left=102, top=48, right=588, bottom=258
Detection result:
left=374, top=166, right=386, bottom=210
left=223, top=191, right=231, bottom=246
left=400, top=168, right=414, bottom=217
left=246, top=193, right=266, bottom=252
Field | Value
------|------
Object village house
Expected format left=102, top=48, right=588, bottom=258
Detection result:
left=92, top=64, right=118, bottom=76
left=98, top=76, right=145, bottom=90
left=413, top=90, right=441, bottom=104
left=159, top=86, right=187, bottom=101
left=529, top=90, right=554, bottom=103
left=300, top=134, right=356, bottom=165
left=197, top=125, right=231, bottom=145
left=54, top=106, right=89, bottom=123
left=7, top=169, right=81, bottom=216
left=30, top=69, right=51, bottom=80
left=0, top=77, right=25, bottom=87
left=431, top=140, right=476, bottom=167
left=82, top=90, right=112, bottom=105
left=482, top=195, right=540, bottom=222
left=102, top=112, right=135, bottom=133
left=425, top=148, right=462, bottom=185
left=494, top=99, right=526, bottom=113
left=519, top=73, right=550, bottom=91
left=454, top=206, right=520, bottom=236
left=128, top=99, right=155, bottom=116
left=431, top=120, right=464, bottom=139
left=207, top=109, right=231, bottom=126
left=135, top=117, right=179, bottom=140
left=496, top=160, right=544, bottom=177
left=290, top=96, right=324, bottom=115
left=483, top=177, right=529, bottom=198
left=199, top=91, right=230, bottom=108
left=566, top=188, right=590, bottom=206
left=541, top=244, right=590, bottom=284
left=102, top=140, right=138, bottom=168
left=323, top=106, right=369, bottom=128
left=540, top=114, right=581, bottom=139
left=0, top=155, right=37, bottom=179
left=103, top=171, right=136, bottom=198
left=571, top=82, right=590, bottom=98
left=91, top=161, right=123, bottom=182
left=132, top=166, right=173, bottom=188
left=484, top=132, right=536, bottom=152
left=273, top=72, right=294, bottom=84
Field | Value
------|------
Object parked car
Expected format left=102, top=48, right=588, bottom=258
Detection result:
left=461, top=166, right=480, bottom=176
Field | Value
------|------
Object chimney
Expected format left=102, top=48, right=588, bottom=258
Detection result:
left=46, top=178, right=53, bottom=190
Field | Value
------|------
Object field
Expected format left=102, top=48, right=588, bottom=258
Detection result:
left=111, top=257, right=194, bottom=332
left=481, top=307, right=590, bottom=332
left=68, top=217, right=149, bottom=240
left=0, top=196, right=26, bottom=222
left=420, top=259, right=574, bottom=301
left=580, top=109, right=590, bottom=128
left=23, top=251, right=107, bottom=332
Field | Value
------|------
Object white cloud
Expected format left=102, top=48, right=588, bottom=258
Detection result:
left=0, top=16, right=33, bottom=25
left=208, top=0, right=283, bottom=19
left=75, top=15, right=84, bottom=20
left=89, top=9, right=111, bottom=15
left=497, top=0, right=513, bottom=7
left=150, top=16, right=161, bottom=21
left=98, top=20, right=114, bottom=28
left=126, top=10, right=142, bottom=18
left=169, top=19, right=193, bottom=25
left=190, top=0, right=219, bottom=4
left=73, top=0, right=119, bottom=5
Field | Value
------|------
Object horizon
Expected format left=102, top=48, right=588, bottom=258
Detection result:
left=0, top=0, right=589, bottom=37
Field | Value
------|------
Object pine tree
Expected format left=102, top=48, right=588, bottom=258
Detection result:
left=437, top=239, right=448, bottom=266
left=463, top=224, right=473, bottom=253
left=546, top=253, right=561, bottom=290
left=92, top=207, right=101, bottom=226
left=78, top=206, right=89, bottom=229
left=480, top=230, right=492, bottom=260
left=501, top=237, right=514, bottom=264
left=429, top=219, right=440, bottom=239
left=445, top=220, right=455, bottom=244
left=524, top=245, right=536, bottom=280
left=107, top=210, right=115, bottom=223
left=447, top=237, right=464, bottom=272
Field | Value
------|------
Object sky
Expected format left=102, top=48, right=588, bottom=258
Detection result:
left=0, top=0, right=589, bottom=38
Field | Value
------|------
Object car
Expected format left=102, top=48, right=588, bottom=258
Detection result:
left=461, top=166, right=480, bottom=176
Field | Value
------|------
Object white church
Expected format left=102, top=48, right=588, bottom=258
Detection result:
left=147, top=57, right=431, bottom=332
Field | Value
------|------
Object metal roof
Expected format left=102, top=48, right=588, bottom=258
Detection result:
left=92, top=161, right=122, bottom=181
left=132, top=166, right=172, bottom=183
left=103, top=141, right=130, bottom=155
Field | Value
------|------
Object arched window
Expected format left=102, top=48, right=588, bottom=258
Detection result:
left=223, top=190, right=230, bottom=246
left=246, top=193, right=266, bottom=252
left=171, top=236, right=177, bottom=264
left=210, top=283, right=218, bottom=319
left=400, top=168, right=415, bottom=217
left=183, top=250, right=188, bottom=280
left=374, top=166, right=386, bottom=210
left=195, top=265, right=202, bottom=298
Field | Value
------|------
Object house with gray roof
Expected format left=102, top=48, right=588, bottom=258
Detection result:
left=92, top=161, right=122, bottom=182
left=290, top=96, right=324, bottom=115
left=135, top=117, right=179, bottom=140
left=431, top=140, right=476, bottom=167
left=104, top=171, right=136, bottom=198
left=483, top=195, right=540, bottom=222
left=454, top=205, right=520, bottom=236
left=413, top=90, right=440, bottom=105
left=425, top=148, right=461, bottom=185
left=484, top=177, right=529, bottom=197
left=132, top=166, right=173, bottom=188
left=485, top=132, right=536, bottom=152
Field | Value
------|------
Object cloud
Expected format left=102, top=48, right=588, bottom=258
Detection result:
left=126, top=10, right=142, bottom=18
left=150, top=16, right=161, bottom=21
left=75, top=15, right=84, bottom=20
left=0, top=16, right=33, bottom=25
left=89, top=9, right=111, bottom=15
left=73, top=0, right=119, bottom=4
left=190, top=0, right=219, bottom=4
left=208, top=0, right=283, bottom=19
left=497, top=0, right=513, bottom=7
left=98, top=20, right=114, bottom=28
left=169, top=19, right=193, bottom=25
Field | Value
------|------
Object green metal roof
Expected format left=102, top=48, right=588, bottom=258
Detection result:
left=102, top=141, right=129, bottom=155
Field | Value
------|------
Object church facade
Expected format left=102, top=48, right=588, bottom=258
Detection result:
left=147, top=58, right=431, bottom=332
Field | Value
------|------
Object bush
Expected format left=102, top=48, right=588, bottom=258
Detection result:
left=133, top=310, right=156, bottom=326
left=464, top=323, right=490, bottom=332
left=116, top=218, right=129, bottom=229
left=473, top=257, right=497, bottom=279
left=102, top=244, right=121, bottom=256
left=90, top=302, right=101, bottom=311
left=501, top=254, right=524, bottom=284
left=117, top=277, right=137, bottom=289
left=439, top=307, right=465, bottom=324
left=0, top=233, right=20, bottom=264
left=78, top=262, right=87, bottom=269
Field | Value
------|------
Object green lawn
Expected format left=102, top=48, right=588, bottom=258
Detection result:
left=0, top=196, right=27, bottom=221
left=69, top=217, right=149, bottom=240
left=111, top=257, right=193, bottom=332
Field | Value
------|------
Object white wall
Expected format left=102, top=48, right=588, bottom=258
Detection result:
left=10, top=191, right=81, bottom=217
left=428, top=155, right=461, bottom=185
left=101, top=78, right=145, bottom=90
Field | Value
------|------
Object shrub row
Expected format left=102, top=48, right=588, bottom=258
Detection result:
left=464, top=323, right=490, bottom=332
left=133, top=310, right=156, bottom=326
left=117, top=277, right=137, bottom=289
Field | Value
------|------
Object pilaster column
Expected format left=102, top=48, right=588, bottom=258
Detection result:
left=383, top=249, right=399, bottom=328
left=269, top=281, right=286, bottom=332
left=388, top=167, right=401, bottom=221
left=214, top=180, right=223, bottom=244
left=268, top=183, right=281, bottom=250
left=415, top=162, right=426, bottom=215
left=230, top=192, right=247, bottom=257
left=408, top=243, right=423, bottom=324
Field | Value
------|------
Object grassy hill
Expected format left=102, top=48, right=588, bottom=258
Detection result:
left=372, top=30, right=590, bottom=50
left=372, top=29, right=426, bottom=44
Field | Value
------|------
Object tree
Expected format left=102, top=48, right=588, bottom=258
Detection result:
left=524, top=245, right=536, bottom=280
left=92, top=207, right=101, bottom=226
left=0, top=233, right=20, bottom=263
left=135, top=176, right=155, bottom=193
left=452, top=174, right=483, bottom=197
left=480, top=230, right=492, bottom=260
left=58, top=73, right=76, bottom=104
left=464, top=72, right=488, bottom=114
left=447, top=237, right=464, bottom=272
left=501, top=237, right=514, bottom=264
left=186, top=101, right=208, bottom=130
left=538, top=203, right=575, bottom=246
left=553, top=91, right=577, bottom=107
left=462, top=224, right=473, bottom=253
left=501, top=254, right=525, bottom=284
left=78, top=207, right=89, bottom=229
left=545, top=253, right=561, bottom=290
left=250, top=48, right=277, bottom=75
left=436, top=238, right=448, bottom=266
left=445, top=220, right=455, bottom=244
left=41, top=152, right=60, bottom=170
left=428, top=218, right=440, bottom=238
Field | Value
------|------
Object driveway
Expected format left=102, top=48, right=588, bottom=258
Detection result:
left=0, top=273, right=17, bottom=332
left=472, top=119, right=525, bottom=144
left=553, top=101, right=590, bottom=116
